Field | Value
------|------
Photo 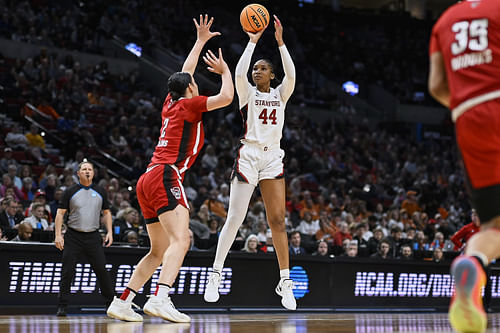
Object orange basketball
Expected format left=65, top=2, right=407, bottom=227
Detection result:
left=240, top=4, right=270, bottom=33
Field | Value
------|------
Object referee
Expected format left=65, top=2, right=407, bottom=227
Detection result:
left=54, top=161, right=114, bottom=316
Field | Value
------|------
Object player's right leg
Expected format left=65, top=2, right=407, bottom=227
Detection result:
left=204, top=178, right=255, bottom=302
left=108, top=171, right=168, bottom=322
left=143, top=204, right=191, bottom=323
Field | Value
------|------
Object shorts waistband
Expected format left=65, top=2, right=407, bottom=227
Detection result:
left=241, top=141, right=280, bottom=151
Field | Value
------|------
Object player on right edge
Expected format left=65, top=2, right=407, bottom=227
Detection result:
left=428, top=0, right=500, bottom=332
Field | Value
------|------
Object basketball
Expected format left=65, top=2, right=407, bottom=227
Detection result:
left=240, top=4, right=270, bottom=33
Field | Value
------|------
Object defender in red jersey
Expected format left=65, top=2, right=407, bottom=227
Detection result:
left=429, top=1, right=500, bottom=332
left=107, top=15, right=233, bottom=323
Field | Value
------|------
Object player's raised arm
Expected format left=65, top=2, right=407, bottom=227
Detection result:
left=235, top=27, right=267, bottom=104
left=182, top=14, right=221, bottom=76
left=204, top=48, right=234, bottom=111
left=274, top=15, right=295, bottom=103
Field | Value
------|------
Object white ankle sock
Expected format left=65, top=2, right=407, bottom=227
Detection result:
left=280, top=269, right=290, bottom=280
left=156, top=284, right=171, bottom=299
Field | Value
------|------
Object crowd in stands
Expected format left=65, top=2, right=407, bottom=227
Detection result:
left=0, top=0, right=469, bottom=263
left=0, top=0, right=437, bottom=105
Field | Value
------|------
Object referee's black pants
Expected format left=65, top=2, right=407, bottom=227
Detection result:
left=58, top=228, right=114, bottom=306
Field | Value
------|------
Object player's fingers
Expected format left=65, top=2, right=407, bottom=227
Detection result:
left=204, top=14, right=208, bottom=25
left=203, top=53, right=214, bottom=63
left=274, top=15, right=281, bottom=26
left=193, top=18, right=199, bottom=28
left=207, top=16, right=214, bottom=28
left=207, top=49, right=217, bottom=60
left=218, top=48, right=223, bottom=61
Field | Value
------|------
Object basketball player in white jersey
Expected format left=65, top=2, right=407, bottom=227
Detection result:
left=204, top=15, right=296, bottom=310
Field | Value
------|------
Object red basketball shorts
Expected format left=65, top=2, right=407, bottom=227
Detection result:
left=456, top=98, right=500, bottom=223
left=136, top=164, right=189, bottom=223
left=456, top=99, right=500, bottom=189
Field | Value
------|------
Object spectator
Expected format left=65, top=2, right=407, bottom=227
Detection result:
left=432, top=247, right=444, bottom=263
left=109, top=127, right=128, bottom=148
left=207, top=216, right=220, bottom=248
left=412, top=230, right=428, bottom=251
left=398, top=245, right=413, bottom=260
left=312, top=240, right=329, bottom=256
left=0, top=198, right=24, bottom=235
left=367, top=227, right=384, bottom=255
left=370, top=239, right=391, bottom=259
left=23, top=202, right=50, bottom=230
left=341, top=240, right=359, bottom=258
left=114, top=207, right=140, bottom=237
left=261, top=230, right=275, bottom=253
left=386, top=226, right=406, bottom=258
left=333, top=221, right=352, bottom=247
left=25, top=189, right=52, bottom=221
left=25, top=124, right=46, bottom=162
left=289, top=231, right=306, bottom=255
left=241, top=234, right=261, bottom=253
left=20, top=177, right=36, bottom=202
left=10, top=221, right=33, bottom=242
left=401, top=191, right=421, bottom=217
left=7, top=165, right=22, bottom=190
left=450, top=209, right=480, bottom=251
left=217, top=183, right=230, bottom=210
left=0, top=147, right=18, bottom=174
left=49, top=188, right=64, bottom=219
left=122, top=230, right=138, bottom=245
left=315, top=211, right=337, bottom=244
left=188, top=229, right=200, bottom=251
left=255, top=218, right=269, bottom=243
left=5, top=124, right=29, bottom=150
left=352, top=223, right=369, bottom=257
left=201, top=144, right=218, bottom=171
left=296, top=211, right=320, bottom=242
left=430, top=232, right=445, bottom=250
left=0, top=174, right=23, bottom=201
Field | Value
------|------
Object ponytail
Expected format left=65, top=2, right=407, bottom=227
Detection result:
left=167, top=72, right=192, bottom=101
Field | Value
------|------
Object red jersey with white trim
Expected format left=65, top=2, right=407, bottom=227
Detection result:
left=150, top=93, right=208, bottom=175
left=429, top=0, right=500, bottom=110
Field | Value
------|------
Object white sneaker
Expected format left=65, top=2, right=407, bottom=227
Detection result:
left=106, top=296, right=143, bottom=322
left=275, top=279, right=297, bottom=310
left=204, top=271, right=221, bottom=302
left=143, top=295, right=191, bottom=323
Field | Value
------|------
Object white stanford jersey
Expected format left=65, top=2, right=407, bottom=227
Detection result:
left=235, top=42, right=295, bottom=146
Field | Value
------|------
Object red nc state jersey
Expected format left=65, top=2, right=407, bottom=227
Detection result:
left=150, top=94, right=208, bottom=175
left=429, top=0, right=500, bottom=111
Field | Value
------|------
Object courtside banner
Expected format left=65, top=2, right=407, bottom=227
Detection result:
left=1, top=242, right=499, bottom=311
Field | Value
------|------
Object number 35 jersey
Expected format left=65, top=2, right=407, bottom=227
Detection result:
left=235, top=41, right=296, bottom=147
left=429, top=0, right=500, bottom=112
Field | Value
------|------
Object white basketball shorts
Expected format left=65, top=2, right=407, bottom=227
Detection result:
left=231, top=143, right=285, bottom=186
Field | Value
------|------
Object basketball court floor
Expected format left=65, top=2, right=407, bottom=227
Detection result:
left=2, top=313, right=500, bottom=332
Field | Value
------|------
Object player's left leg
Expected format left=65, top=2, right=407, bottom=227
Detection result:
left=260, top=178, right=296, bottom=310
